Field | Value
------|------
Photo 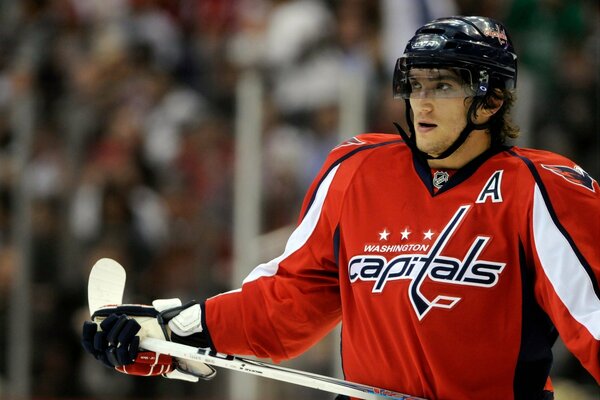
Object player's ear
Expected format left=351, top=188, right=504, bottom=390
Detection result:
left=482, top=90, right=504, bottom=115
left=474, top=89, right=504, bottom=124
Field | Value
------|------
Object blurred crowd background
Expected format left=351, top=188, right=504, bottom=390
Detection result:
left=0, top=0, right=597, bottom=399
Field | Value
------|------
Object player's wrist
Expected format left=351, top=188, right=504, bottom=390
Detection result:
left=164, top=301, right=215, bottom=350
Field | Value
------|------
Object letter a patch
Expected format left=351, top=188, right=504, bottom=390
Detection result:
left=476, top=170, right=504, bottom=203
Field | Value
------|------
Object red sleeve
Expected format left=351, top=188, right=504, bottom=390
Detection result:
left=205, top=134, right=400, bottom=362
left=521, top=153, right=600, bottom=383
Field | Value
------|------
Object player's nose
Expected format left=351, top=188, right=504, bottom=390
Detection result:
left=411, top=97, right=434, bottom=114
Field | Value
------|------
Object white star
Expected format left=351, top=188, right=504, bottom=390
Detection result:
left=423, top=230, right=435, bottom=240
left=378, top=229, right=390, bottom=241
left=400, top=228, right=411, bottom=240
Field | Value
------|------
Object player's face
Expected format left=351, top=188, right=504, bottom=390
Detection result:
left=408, top=68, right=474, bottom=158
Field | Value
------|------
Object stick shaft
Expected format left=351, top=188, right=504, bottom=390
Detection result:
left=140, top=338, right=425, bottom=400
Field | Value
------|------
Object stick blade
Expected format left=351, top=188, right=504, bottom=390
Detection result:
left=88, top=258, right=126, bottom=315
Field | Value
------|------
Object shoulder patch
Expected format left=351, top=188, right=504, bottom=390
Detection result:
left=334, top=133, right=403, bottom=150
left=335, top=136, right=366, bottom=149
left=541, top=164, right=596, bottom=192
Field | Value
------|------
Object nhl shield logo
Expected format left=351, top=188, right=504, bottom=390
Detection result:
left=433, top=171, right=449, bottom=189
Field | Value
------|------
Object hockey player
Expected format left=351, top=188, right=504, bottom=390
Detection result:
left=82, top=16, right=600, bottom=400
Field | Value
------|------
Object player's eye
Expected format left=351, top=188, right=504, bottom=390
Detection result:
left=409, top=80, right=422, bottom=90
left=436, top=82, right=453, bottom=92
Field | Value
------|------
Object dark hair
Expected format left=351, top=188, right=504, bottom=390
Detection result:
left=471, top=88, right=520, bottom=143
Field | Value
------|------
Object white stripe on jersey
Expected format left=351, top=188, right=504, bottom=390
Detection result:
left=533, top=185, right=600, bottom=339
left=242, top=165, right=340, bottom=284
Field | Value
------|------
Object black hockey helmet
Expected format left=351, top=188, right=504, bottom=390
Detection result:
left=393, top=16, right=517, bottom=100
left=392, top=16, right=518, bottom=160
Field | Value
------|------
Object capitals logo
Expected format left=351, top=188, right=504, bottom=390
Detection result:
left=483, top=24, right=508, bottom=45
left=335, top=137, right=365, bottom=149
left=542, top=164, right=596, bottom=192
left=348, top=205, right=505, bottom=320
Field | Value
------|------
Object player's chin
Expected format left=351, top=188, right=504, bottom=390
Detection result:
left=415, top=142, right=442, bottom=157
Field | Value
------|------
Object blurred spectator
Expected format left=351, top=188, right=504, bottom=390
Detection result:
left=141, top=70, right=209, bottom=174
left=263, top=0, right=340, bottom=115
left=262, top=99, right=313, bottom=230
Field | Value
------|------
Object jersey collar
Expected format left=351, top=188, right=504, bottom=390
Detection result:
left=411, top=142, right=510, bottom=196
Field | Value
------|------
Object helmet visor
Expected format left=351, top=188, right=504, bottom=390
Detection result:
left=394, top=65, right=481, bottom=99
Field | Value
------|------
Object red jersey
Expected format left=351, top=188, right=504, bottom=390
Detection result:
left=205, top=134, right=600, bottom=399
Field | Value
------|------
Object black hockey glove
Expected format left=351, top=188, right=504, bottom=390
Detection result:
left=81, top=299, right=216, bottom=381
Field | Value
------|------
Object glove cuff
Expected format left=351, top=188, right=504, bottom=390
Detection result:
left=170, top=302, right=216, bottom=351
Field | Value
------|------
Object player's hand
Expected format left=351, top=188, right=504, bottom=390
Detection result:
left=81, top=313, right=176, bottom=376
left=82, top=313, right=142, bottom=368
left=81, top=299, right=216, bottom=381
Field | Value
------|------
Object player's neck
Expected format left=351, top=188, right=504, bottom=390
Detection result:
left=427, top=129, right=492, bottom=170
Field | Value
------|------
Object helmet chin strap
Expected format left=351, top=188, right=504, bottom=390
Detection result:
left=396, top=99, right=490, bottom=161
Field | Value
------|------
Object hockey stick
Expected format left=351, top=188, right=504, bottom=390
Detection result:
left=88, top=258, right=427, bottom=400
left=88, top=257, right=126, bottom=315
left=139, top=338, right=425, bottom=400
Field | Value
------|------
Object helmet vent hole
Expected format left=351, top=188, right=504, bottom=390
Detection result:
left=420, top=28, right=445, bottom=35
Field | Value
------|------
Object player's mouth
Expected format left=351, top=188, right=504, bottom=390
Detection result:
left=416, top=121, right=438, bottom=133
